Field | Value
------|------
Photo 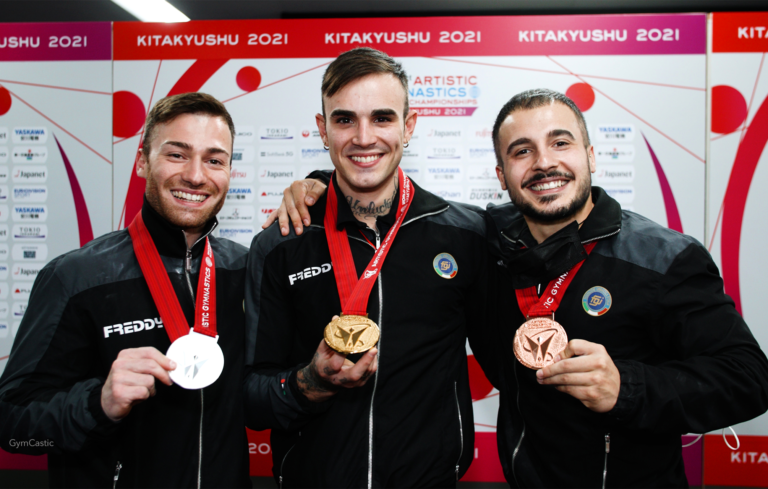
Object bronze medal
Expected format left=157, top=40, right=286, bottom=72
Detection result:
left=513, top=317, right=568, bottom=370
left=324, top=315, right=380, bottom=354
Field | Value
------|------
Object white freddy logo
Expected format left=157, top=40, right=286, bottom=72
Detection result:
left=103, top=317, right=164, bottom=338
left=12, top=264, right=42, bottom=279
left=13, top=224, right=47, bottom=240
left=0, top=264, right=8, bottom=280
left=13, top=243, right=48, bottom=261
left=13, top=205, right=47, bottom=222
left=258, top=146, right=295, bottom=163
left=12, top=147, right=48, bottom=164
left=235, top=126, right=255, bottom=143
left=13, top=166, right=47, bottom=183
left=12, top=283, right=33, bottom=301
left=595, top=145, right=636, bottom=163
left=226, top=186, right=255, bottom=203
left=260, top=126, right=294, bottom=141
left=288, top=263, right=332, bottom=286
left=0, top=149, right=7, bottom=164
left=12, top=127, right=48, bottom=144
left=230, top=165, right=255, bottom=183
left=232, top=146, right=255, bottom=163
left=427, top=146, right=462, bottom=160
left=13, top=186, right=47, bottom=203
left=603, top=186, right=636, bottom=204
left=425, top=165, right=463, bottom=182
left=259, top=166, right=296, bottom=183
left=218, top=206, right=255, bottom=223
left=258, top=186, right=286, bottom=203
left=217, top=226, right=255, bottom=244
left=594, top=125, right=635, bottom=142
left=594, top=165, right=635, bottom=184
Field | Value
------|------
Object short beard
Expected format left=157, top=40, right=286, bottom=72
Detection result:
left=506, top=170, right=592, bottom=224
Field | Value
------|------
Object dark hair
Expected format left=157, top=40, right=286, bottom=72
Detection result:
left=492, top=88, right=590, bottom=166
left=142, top=92, right=235, bottom=157
left=321, top=47, right=409, bottom=117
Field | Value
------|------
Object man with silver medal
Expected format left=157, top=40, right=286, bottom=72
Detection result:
left=0, top=93, right=251, bottom=487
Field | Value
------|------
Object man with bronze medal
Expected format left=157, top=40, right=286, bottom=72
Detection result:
left=244, top=48, right=488, bottom=487
left=0, top=93, right=251, bottom=487
left=269, top=87, right=768, bottom=487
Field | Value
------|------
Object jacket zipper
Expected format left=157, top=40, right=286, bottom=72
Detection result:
left=367, top=227, right=382, bottom=489
left=112, top=461, right=122, bottom=489
left=183, top=243, right=204, bottom=489
left=602, top=433, right=610, bottom=489
left=511, top=362, right=525, bottom=488
left=278, top=433, right=299, bottom=489
left=453, top=381, right=464, bottom=480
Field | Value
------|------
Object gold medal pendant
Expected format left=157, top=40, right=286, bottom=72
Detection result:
left=324, top=315, right=380, bottom=354
left=513, top=317, right=568, bottom=369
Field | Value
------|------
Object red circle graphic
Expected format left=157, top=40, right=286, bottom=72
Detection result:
left=236, top=66, right=262, bottom=93
left=711, top=85, right=747, bottom=134
left=566, top=83, right=595, bottom=112
left=113, top=91, right=146, bottom=138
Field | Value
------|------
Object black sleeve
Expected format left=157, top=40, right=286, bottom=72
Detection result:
left=242, top=230, right=331, bottom=432
left=306, top=169, right=332, bottom=185
left=0, top=259, right=117, bottom=455
left=609, top=243, right=768, bottom=433
left=466, top=240, right=502, bottom=390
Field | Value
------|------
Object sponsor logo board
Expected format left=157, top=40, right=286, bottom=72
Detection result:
left=300, top=148, right=330, bottom=162
left=13, top=224, right=47, bottom=240
left=226, top=186, right=255, bottom=203
left=0, top=149, right=7, bottom=164
left=235, top=126, right=254, bottom=143
left=12, top=186, right=48, bottom=203
left=12, top=205, right=47, bottom=222
left=0, top=264, right=8, bottom=280
left=12, top=243, right=48, bottom=261
left=12, top=127, right=48, bottom=144
left=259, top=126, right=295, bottom=141
left=467, top=147, right=496, bottom=162
left=594, top=124, right=635, bottom=142
left=258, top=186, right=286, bottom=203
left=218, top=206, right=255, bottom=223
left=0, top=301, right=8, bottom=318
left=13, top=166, right=47, bottom=183
left=259, top=166, right=296, bottom=182
left=467, top=187, right=508, bottom=203
left=12, top=283, right=33, bottom=300
left=427, top=146, right=463, bottom=160
left=603, top=185, right=635, bottom=203
left=12, top=147, right=48, bottom=164
left=595, top=145, right=635, bottom=163
left=12, top=264, right=42, bottom=280
left=232, top=146, right=255, bottom=163
left=230, top=165, right=255, bottom=183
left=218, top=226, right=255, bottom=244
left=594, top=165, right=635, bottom=184
left=425, top=165, right=463, bottom=182
left=258, top=146, right=295, bottom=163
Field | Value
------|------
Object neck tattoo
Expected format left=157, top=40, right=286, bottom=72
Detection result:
left=346, top=185, right=398, bottom=218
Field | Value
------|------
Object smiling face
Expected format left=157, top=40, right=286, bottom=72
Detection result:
left=137, top=113, right=232, bottom=233
left=495, top=102, right=596, bottom=226
left=316, top=73, right=416, bottom=197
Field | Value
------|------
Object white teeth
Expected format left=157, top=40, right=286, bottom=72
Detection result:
left=531, top=180, right=567, bottom=191
left=350, top=155, right=379, bottom=164
left=172, top=191, right=207, bottom=202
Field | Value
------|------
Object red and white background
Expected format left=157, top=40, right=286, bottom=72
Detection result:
left=705, top=11, right=768, bottom=487
left=0, top=12, right=765, bottom=487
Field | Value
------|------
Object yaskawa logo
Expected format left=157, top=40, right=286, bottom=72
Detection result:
left=595, top=125, right=635, bottom=142
left=12, top=127, right=48, bottom=144
left=226, top=186, right=255, bottom=203
left=289, top=263, right=332, bottom=285
left=426, top=166, right=462, bottom=182
left=12, top=205, right=47, bottom=222
left=103, top=317, right=163, bottom=338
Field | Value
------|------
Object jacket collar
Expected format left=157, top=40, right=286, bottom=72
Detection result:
left=308, top=171, right=450, bottom=230
left=140, top=196, right=218, bottom=259
left=489, top=187, right=621, bottom=288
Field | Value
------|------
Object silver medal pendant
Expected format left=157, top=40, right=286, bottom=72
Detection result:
left=166, top=331, right=224, bottom=390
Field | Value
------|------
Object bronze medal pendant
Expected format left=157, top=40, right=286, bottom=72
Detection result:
left=324, top=315, right=380, bottom=354
left=513, top=317, right=568, bottom=369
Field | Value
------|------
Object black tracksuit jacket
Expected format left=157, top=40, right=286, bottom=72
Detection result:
left=243, top=177, right=489, bottom=488
left=483, top=187, right=768, bottom=488
left=0, top=200, right=251, bottom=488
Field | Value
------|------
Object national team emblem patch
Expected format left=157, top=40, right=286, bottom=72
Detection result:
left=582, top=286, right=612, bottom=316
left=433, top=253, right=458, bottom=279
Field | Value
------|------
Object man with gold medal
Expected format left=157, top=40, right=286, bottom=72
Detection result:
left=268, top=87, right=768, bottom=487
left=243, top=48, right=489, bottom=488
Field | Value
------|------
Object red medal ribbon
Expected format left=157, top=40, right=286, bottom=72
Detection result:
left=128, top=212, right=217, bottom=343
left=515, top=241, right=597, bottom=318
left=324, top=167, right=414, bottom=316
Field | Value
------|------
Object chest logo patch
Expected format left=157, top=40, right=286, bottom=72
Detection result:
left=433, top=253, right=458, bottom=279
left=582, top=286, right=612, bottom=316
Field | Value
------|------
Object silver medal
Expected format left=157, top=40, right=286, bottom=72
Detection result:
left=166, top=331, right=224, bottom=390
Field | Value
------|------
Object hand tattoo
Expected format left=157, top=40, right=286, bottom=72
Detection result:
left=297, top=352, right=338, bottom=399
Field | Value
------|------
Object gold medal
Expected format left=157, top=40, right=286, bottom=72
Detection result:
left=324, top=315, right=380, bottom=354
left=513, top=317, right=568, bottom=370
